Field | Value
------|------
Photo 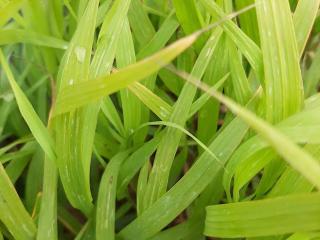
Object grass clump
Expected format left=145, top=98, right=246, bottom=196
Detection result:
left=1, top=0, right=320, bottom=239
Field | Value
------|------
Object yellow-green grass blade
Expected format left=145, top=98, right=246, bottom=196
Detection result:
left=205, top=193, right=320, bottom=238
left=293, top=0, right=320, bottom=56
left=128, top=82, right=171, bottom=121
left=0, top=163, right=36, bottom=240
left=53, top=0, right=100, bottom=214
left=53, top=33, right=200, bottom=115
left=255, top=0, right=303, bottom=123
left=0, top=0, right=25, bottom=26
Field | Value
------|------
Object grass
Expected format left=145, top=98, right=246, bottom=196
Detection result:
left=0, top=0, right=320, bottom=239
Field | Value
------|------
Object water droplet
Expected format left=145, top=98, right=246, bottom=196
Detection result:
left=159, top=107, right=168, bottom=119
left=205, top=49, right=212, bottom=58
left=69, top=79, right=74, bottom=85
left=3, top=92, right=13, bottom=102
left=74, top=46, right=86, bottom=63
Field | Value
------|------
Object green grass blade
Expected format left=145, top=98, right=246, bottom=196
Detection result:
left=172, top=0, right=206, bottom=51
left=53, top=0, right=100, bottom=214
left=293, top=0, right=320, bottom=56
left=0, top=29, right=68, bottom=49
left=36, top=157, right=58, bottom=240
left=304, top=48, right=320, bottom=97
left=118, top=113, right=250, bottom=239
left=53, top=33, right=199, bottom=115
left=234, top=0, right=260, bottom=44
left=255, top=0, right=303, bottom=123
left=179, top=73, right=320, bottom=191
left=0, top=163, right=36, bottom=240
left=0, top=50, right=55, bottom=161
left=143, top=28, right=223, bottom=209
left=115, top=16, right=140, bottom=136
left=205, top=193, right=320, bottom=238
left=96, top=152, right=129, bottom=240
left=200, top=0, right=263, bottom=80
left=0, top=0, right=25, bottom=26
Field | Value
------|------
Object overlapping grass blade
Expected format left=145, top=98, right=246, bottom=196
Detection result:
left=119, top=112, right=250, bottom=239
left=255, top=0, right=303, bottom=123
left=200, top=0, right=263, bottom=80
left=0, top=0, right=25, bottom=27
left=53, top=0, right=100, bottom=214
left=54, top=33, right=199, bottom=114
left=142, top=28, right=223, bottom=209
left=177, top=70, right=320, bottom=191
